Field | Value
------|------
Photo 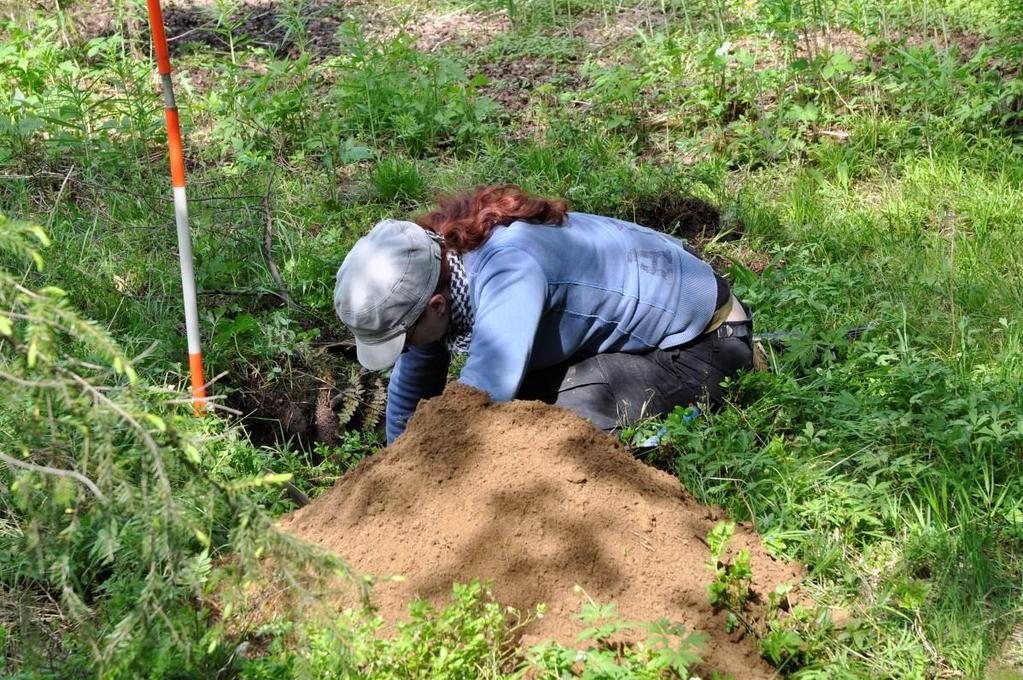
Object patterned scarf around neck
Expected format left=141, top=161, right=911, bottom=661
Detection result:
left=426, top=231, right=474, bottom=355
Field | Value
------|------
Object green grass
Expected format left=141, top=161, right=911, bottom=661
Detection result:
left=2, top=0, right=1022, bottom=676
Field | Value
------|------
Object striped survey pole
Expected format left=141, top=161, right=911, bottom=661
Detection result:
left=145, top=0, right=207, bottom=414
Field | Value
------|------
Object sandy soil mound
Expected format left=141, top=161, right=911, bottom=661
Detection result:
left=280, top=383, right=801, bottom=677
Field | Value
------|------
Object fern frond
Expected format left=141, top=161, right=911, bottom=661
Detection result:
left=334, top=366, right=364, bottom=429
left=361, top=375, right=386, bottom=433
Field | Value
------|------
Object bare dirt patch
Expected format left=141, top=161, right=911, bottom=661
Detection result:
left=803, top=26, right=870, bottom=60
left=901, top=27, right=986, bottom=60
left=987, top=620, right=1023, bottom=678
left=574, top=5, right=684, bottom=49
left=280, top=383, right=802, bottom=677
left=733, top=26, right=869, bottom=71
left=476, top=56, right=575, bottom=112
left=362, top=5, right=510, bottom=54
left=734, top=25, right=989, bottom=70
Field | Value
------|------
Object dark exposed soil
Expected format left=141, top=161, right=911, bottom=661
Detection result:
left=226, top=367, right=328, bottom=448
left=73, top=1, right=513, bottom=61
left=280, top=383, right=803, bottom=678
left=476, top=57, right=570, bottom=112
left=71, top=0, right=351, bottom=58
left=627, top=194, right=743, bottom=244
left=158, top=2, right=334, bottom=58
left=224, top=343, right=384, bottom=450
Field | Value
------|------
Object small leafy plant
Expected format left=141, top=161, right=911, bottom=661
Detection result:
left=758, top=583, right=805, bottom=669
left=704, top=524, right=809, bottom=672
left=525, top=586, right=708, bottom=678
left=705, top=521, right=754, bottom=634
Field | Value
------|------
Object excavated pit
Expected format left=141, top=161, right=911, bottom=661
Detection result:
left=280, top=383, right=802, bottom=677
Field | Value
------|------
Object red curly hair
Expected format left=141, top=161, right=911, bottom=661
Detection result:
left=415, top=185, right=568, bottom=254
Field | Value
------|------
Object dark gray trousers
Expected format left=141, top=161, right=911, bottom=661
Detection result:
left=516, top=319, right=754, bottom=431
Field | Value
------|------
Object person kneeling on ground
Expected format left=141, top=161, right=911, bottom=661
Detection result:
left=333, top=185, right=753, bottom=444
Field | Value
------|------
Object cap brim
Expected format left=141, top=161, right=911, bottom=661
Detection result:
left=355, top=332, right=406, bottom=371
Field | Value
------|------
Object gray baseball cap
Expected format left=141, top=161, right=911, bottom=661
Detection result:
left=334, top=220, right=441, bottom=370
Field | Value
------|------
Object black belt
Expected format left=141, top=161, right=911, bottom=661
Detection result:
left=715, top=321, right=752, bottom=339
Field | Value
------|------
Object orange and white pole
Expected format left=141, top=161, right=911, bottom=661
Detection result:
left=145, top=0, right=207, bottom=414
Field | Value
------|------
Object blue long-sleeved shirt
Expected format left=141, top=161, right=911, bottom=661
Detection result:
left=385, top=212, right=718, bottom=442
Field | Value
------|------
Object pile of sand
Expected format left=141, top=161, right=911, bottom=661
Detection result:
left=280, top=384, right=801, bottom=677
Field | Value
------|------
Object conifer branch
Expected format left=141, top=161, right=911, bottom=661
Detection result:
left=0, top=451, right=106, bottom=503
left=62, top=369, right=172, bottom=496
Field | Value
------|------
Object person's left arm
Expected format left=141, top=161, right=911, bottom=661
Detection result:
left=386, top=341, right=450, bottom=443
left=458, top=247, right=547, bottom=401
